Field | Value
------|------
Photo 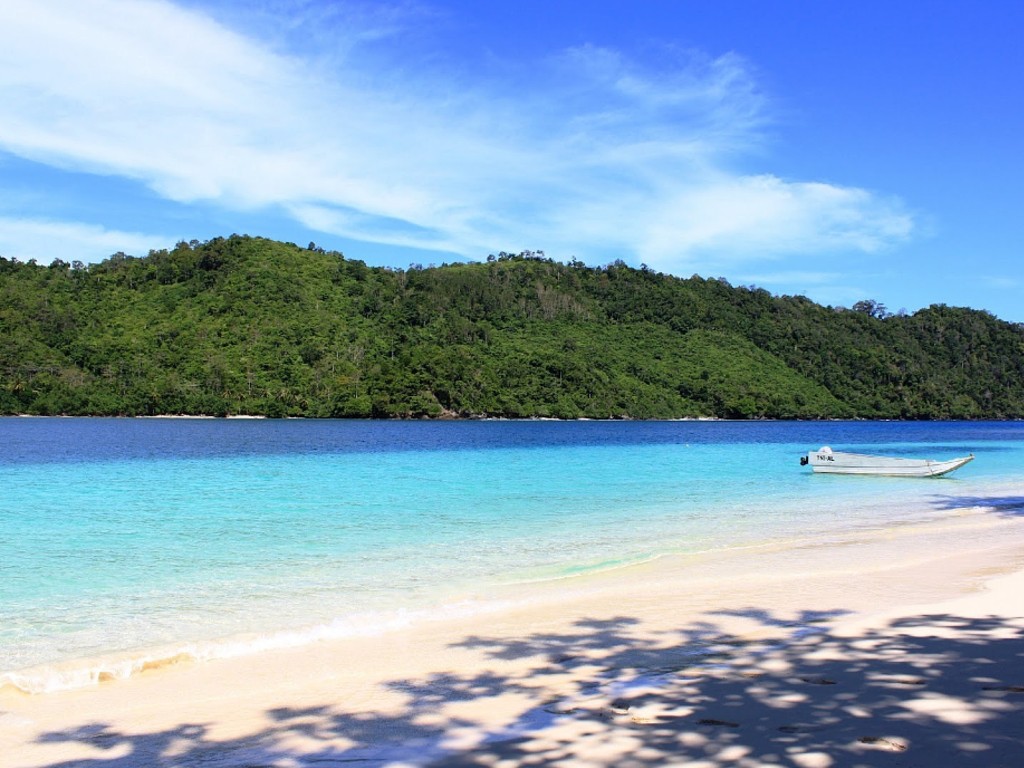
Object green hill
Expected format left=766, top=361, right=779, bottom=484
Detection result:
left=2, top=235, right=1022, bottom=418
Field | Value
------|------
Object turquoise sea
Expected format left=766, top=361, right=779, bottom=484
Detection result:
left=2, top=418, right=1022, bottom=693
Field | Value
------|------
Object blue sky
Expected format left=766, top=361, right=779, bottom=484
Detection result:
left=2, top=1, right=1022, bottom=321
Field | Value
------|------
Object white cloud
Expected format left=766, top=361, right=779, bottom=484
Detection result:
left=0, top=217, right=170, bottom=264
left=0, top=0, right=916, bottom=270
left=738, top=270, right=846, bottom=287
left=731, top=269, right=871, bottom=308
left=633, top=176, right=913, bottom=273
left=980, top=275, right=1019, bottom=289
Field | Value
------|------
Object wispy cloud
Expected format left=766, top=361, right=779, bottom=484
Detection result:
left=738, top=270, right=847, bottom=288
left=738, top=273, right=874, bottom=308
left=0, top=0, right=915, bottom=270
left=0, top=217, right=170, bottom=264
left=982, top=275, right=1020, bottom=290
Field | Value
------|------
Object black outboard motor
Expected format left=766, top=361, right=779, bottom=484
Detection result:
left=799, top=455, right=809, bottom=466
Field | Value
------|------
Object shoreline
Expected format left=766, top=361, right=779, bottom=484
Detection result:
left=8, top=413, right=728, bottom=421
left=7, top=413, right=1023, bottom=422
left=2, top=503, right=1015, bottom=697
left=4, top=506, right=1024, bottom=767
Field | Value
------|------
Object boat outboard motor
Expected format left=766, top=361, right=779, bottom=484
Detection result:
left=799, top=455, right=809, bottom=466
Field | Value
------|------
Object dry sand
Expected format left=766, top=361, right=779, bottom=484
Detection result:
left=3, top=508, right=1024, bottom=767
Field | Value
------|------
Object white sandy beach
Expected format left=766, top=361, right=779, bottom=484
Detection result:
left=3, top=507, right=1024, bottom=768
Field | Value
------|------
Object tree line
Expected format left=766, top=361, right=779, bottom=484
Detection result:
left=2, top=235, right=1023, bottom=419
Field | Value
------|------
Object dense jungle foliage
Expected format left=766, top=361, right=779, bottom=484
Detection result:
left=2, top=235, right=1023, bottom=419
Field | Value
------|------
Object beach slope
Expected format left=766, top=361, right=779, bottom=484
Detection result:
left=3, top=515, right=1024, bottom=768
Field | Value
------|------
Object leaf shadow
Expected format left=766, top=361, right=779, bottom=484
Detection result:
left=931, top=494, right=1024, bottom=517
left=23, top=606, right=1024, bottom=767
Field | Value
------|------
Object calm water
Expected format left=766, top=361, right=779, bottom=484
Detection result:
left=1, top=418, right=1021, bottom=693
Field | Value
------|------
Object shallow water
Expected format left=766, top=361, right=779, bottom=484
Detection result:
left=1, top=418, right=1021, bottom=692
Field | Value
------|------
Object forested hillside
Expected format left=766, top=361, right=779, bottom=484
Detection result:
left=2, top=235, right=1023, bottom=419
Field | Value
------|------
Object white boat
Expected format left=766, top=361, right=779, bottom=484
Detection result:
left=801, top=446, right=974, bottom=477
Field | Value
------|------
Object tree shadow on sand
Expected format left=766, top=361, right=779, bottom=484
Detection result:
left=931, top=493, right=1024, bottom=517
left=22, top=605, right=1024, bottom=768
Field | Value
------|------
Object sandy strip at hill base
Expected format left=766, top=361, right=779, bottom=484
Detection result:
left=3, top=509, right=1024, bottom=767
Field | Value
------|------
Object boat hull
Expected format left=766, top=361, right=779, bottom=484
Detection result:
left=805, top=448, right=974, bottom=477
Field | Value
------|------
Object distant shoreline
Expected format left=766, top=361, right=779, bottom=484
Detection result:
left=5, top=413, right=1023, bottom=423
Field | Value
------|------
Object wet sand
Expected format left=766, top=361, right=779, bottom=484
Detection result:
left=3, top=508, right=1024, bottom=767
